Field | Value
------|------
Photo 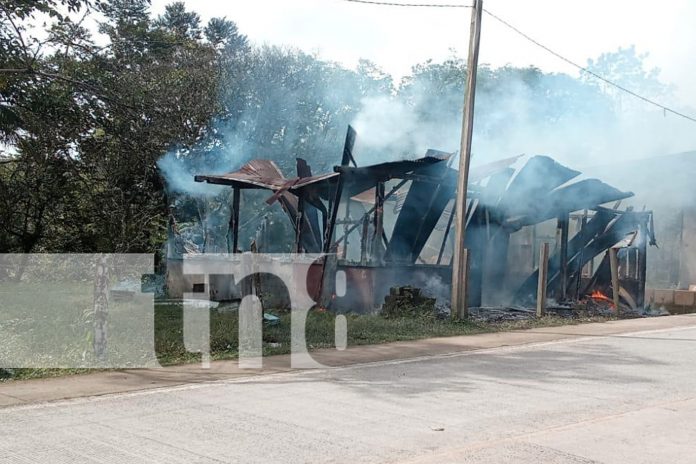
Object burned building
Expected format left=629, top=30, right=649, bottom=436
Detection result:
left=583, top=151, right=696, bottom=311
left=168, top=126, right=656, bottom=314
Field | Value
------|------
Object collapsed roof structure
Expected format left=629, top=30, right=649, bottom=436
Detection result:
left=186, top=126, right=655, bottom=312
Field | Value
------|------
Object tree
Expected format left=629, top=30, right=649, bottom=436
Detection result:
left=0, top=0, right=225, bottom=255
left=205, top=17, right=248, bottom=50
left=154, top=1, right=202, bottom=40
left=586, top=45, right=669, bottom=111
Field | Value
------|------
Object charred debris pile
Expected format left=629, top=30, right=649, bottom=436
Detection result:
left=174, top=126, right=655, bottom=318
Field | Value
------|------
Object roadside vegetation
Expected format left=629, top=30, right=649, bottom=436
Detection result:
left=1, top=304, right=613, bottom=382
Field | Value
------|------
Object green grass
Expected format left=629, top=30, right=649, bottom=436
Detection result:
left=153, top=306, right=490, bottom=365
left=1, top=303, right=613, bottom=382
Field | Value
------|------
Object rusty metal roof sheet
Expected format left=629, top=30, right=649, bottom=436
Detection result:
left=194, top=160, right=287, bottom=189
left=194, top=160, right=339, bottom=191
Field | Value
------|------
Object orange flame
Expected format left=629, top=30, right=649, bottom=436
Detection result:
left=589, top=290, right=616, bottom=309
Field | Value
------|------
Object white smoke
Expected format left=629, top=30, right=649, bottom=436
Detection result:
left=349, top=63, right=696, bottom=169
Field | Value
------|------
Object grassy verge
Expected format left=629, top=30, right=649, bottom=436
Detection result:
left=1, top=304, right=614, bottom=382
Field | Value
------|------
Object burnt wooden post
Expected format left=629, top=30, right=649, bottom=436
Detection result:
left=294, top=193, right=305, bottom=253
left=637, top=226, right=648, bottom=308
left=342, top=126, right=358, bottom=167
left=342, top=197, right=351, bottom=259
left=322, top=177, right=343, bottom=254
left=230, top=187, right=241, bottom=253
left=609, top=247, right=621, bottom=313
left=323, top=124, right=355, bottom=255
left=557, top=213, right=570, bottom=301
left=319, top=176, right=345, bottom=308
left=360, top=214, right=369, bottom=265
left=372, top=181, right=385, bottom=264
left=537, top=242, right=550, bottom=317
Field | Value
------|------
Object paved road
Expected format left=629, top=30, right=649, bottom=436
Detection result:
left=2, top=324, right=696, bottom=463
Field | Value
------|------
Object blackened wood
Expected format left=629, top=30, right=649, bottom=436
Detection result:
left=341, top=126, right=358, bottom=168
left=609, top=248, right=621, bottom=312
left=558, top=213, right=570, bottom=301
left=231, top=187, right=240, bottom=253
left=537, top=242, right=550, bottom=317
left=372, top=182, right=385, bottom=263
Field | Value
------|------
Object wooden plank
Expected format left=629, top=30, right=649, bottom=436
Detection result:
left=360, top=214, right=369, bottom=265
left=558, top=213, right=569, bottom=300
left=294, top=193, right=305, bottom=253
left=341, top=125, right=358, bottom=167
left=609, top=248, right=621, bottom=313
left=322, top=177, right=344, bottom=254
left=372, top=182, right=385, bottom=263
left=231, top=187, right=240, bottom=253
left=537, top=242, right=549, bottom=317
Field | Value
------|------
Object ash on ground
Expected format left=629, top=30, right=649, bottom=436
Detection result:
left=381, top=286, right=659, bottom=322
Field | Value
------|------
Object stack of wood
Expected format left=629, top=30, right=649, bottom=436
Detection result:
left=382, top=286, right=437, bottom=319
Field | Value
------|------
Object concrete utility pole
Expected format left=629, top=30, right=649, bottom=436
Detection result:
left=451, top=0, right=483, bottom=320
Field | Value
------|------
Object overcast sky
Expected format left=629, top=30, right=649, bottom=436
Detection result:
left=149, top=0, right=696, bottom=106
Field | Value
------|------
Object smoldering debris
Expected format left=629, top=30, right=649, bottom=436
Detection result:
left=169, top=126, right=657, bottom=319
left=382, top=286, right=439, bottom=319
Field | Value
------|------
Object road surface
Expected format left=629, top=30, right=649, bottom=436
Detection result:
left=2, top=323, right=696, bottom=463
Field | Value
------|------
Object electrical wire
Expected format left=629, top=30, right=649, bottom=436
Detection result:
left=339, top=0, right=696, bottom=124
left=341, top=0, right=471, bottom=7
left=483, top=8, right=696, bottom=124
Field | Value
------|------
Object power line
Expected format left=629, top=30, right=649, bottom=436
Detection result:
left=482, top=8, right=696, bottom=124
left=340, top=0, right=696, bottom=124
left=341, top=0, right=471, bottom=7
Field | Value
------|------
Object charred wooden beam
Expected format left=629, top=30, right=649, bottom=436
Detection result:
left=609, top=248, right=621, bottom=312
left=342, top=198, right=351, bottom=259
left=372, top=182, right=386, bottom=264
left=296, top=158, right=325, bottom=252
left=323, top=177, right=344, bottom=254
left=537, top=242, right=550, bottom=317
left=360, top=214, right=369, bottom=265
left=294, top=193, right=305, bottom=253
left=230, top=187, right=240, bottom=253
left=636, top=223, right=649, bottom=307
left=341, top=125, right=358, bottom=168
left=557, top=213, right=570, bottom=301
